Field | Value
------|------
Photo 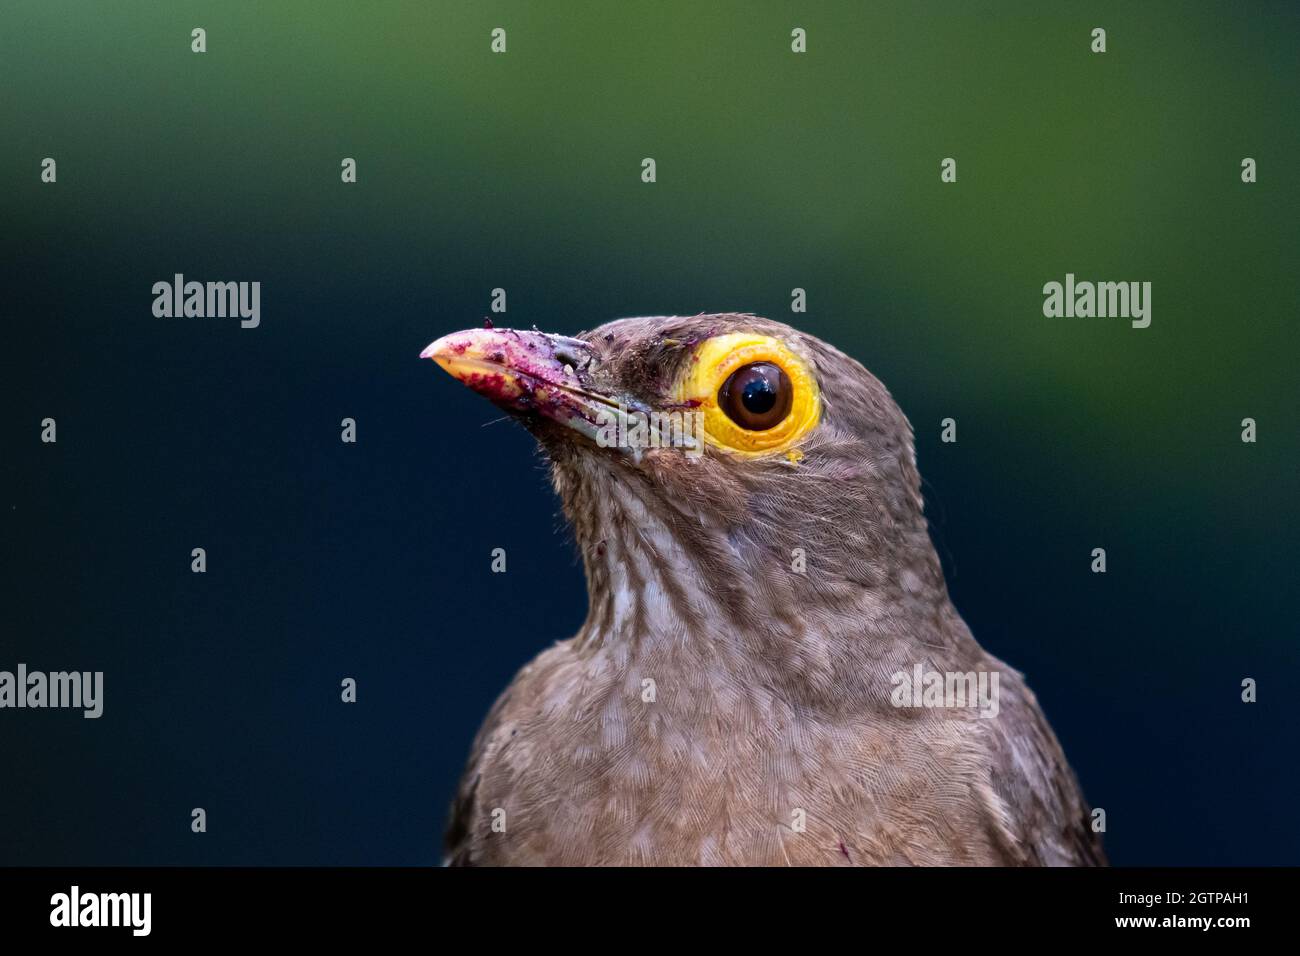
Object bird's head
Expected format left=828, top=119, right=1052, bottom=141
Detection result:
left=423, top=313, right=949, bottom=695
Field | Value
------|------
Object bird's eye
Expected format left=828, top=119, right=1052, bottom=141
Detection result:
left=719, top=362, right=793, bottom=430
left=674, top=332, right=821, bottom=457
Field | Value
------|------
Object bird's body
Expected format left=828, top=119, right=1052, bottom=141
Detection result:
left=426, top=313, right=1103, bottom=866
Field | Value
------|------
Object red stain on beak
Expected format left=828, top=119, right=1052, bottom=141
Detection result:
left=421, top=327, right=617, bottom=437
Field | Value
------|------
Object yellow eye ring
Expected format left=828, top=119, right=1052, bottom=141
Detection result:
left=674, top=333, right=820, bottom=457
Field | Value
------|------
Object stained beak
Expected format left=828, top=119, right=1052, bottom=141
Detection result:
left=421, top=327, right=640, bottom=444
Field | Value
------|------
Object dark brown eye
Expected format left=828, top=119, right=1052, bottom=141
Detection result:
left=719, top=362, right=793, bottom=431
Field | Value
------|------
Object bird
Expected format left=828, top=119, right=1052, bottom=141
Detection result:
left=422, top=312, right=1105, bottom=866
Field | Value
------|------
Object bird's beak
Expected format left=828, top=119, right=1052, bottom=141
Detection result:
left=421, top=326, right=640, bottom=445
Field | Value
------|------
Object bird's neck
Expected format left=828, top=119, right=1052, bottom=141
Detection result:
left=552, top=457, right=969, bottom=704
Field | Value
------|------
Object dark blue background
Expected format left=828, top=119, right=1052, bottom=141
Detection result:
left=5, top=257, right=1294, bottom=865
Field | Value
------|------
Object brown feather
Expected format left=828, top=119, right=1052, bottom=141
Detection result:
left=444, top=314, right=1104, bottom=866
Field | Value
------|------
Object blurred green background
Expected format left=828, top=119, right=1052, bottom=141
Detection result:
left=3, top=1, right=1297, bottom=864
